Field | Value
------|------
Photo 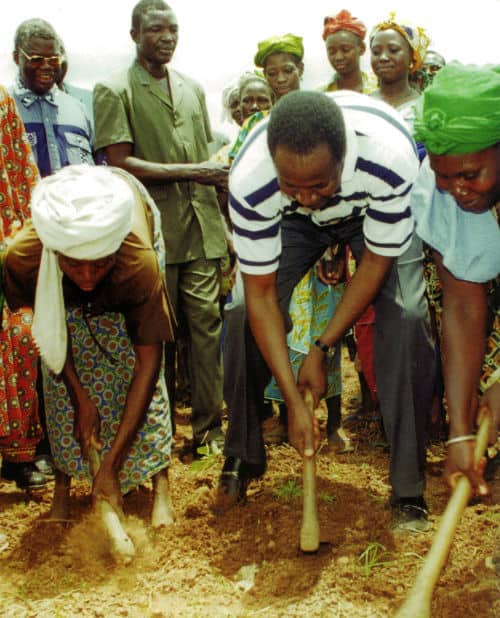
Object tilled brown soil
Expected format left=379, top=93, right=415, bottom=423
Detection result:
left=0, top=362, right=498, bottom=617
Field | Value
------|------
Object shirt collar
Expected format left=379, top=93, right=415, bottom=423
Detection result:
left=13, top=77, right=58, bottom=107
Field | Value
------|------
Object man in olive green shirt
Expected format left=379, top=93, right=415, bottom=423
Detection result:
left=93, top=0, right=228, bottom=453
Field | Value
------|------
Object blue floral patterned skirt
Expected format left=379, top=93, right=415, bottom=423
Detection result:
left=43, top=308, right=172, bottom=494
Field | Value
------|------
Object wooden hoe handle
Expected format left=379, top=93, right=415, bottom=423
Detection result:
left=300, top=388, right=320, bottom=553
left=395, top=413, right=491, bottom=618
left=89, top=446, right=136, bottom=563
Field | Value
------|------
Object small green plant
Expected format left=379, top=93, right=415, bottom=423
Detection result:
left=274, top=479, right=302, bottom=500
left=358, top=542, right=393, bottom=576
left=319, top=490, right=336, bottom=504
left=358, top=541, right=423, bottom=577
left=189, top=443, right=221, bottom=472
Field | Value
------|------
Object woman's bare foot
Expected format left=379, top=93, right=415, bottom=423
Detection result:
left=151, top=468, right=175, bottom=528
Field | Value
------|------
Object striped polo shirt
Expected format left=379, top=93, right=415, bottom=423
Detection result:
left=229, top=91, right=420, bottom=275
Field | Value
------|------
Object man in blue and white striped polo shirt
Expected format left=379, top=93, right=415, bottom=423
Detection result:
left=218, top=90, right=436, bottom=532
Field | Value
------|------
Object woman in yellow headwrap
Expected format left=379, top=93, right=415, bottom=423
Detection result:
left=370, top=13, right=430, bottom=128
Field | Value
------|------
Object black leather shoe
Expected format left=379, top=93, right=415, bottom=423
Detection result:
left=213, top=457, right=264, bottom=514
left=1, top=462, right=48, bottom=489
left=221, top=456, right=248, bottom=493
left=391, top=496, right=430, bottom=533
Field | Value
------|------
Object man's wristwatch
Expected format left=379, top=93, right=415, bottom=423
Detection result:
left=314, top=339, right=336, bottom=358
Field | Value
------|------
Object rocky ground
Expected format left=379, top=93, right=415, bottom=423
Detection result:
left=0, top=358, right=498, bottom=617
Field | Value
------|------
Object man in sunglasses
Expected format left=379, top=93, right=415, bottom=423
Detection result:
left=10, top=18, right=94, bottom=178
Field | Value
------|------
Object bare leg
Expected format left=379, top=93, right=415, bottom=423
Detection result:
left=48, top=469, right=71, bottom=520
left=327, top=396, right=354, bottom=454
left=151, top=468, right=175, bottom=528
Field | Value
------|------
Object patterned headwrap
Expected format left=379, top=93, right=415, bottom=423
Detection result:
left=323, top=9, right=367, bottom=41
left=370, top=12, right=430, bottom=72
left=254, top=34, right=304, bottom=68
left=413, top=62, right=500, bottom=155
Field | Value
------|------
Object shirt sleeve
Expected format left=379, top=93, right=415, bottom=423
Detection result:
left=362, top=188, right=415, bottom=257
left=412, top=158, right=500, bottom=283
left=123, top=268, right=174, bottom=345
left=229, top=127, right=284, bottom=275
left=2, top=223, right=41, bottom=311
left=114, top=233, right=175, bottom=345
left=358, top=144, right=418, bottom=257
left=230, top=192, right=283, bottom=275
left=93, top=81, right=133, bottom=151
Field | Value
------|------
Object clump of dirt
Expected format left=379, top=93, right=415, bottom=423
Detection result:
left=1, top=358, right=498, bottom=617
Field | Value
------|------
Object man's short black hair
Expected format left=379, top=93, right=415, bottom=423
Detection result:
left=14, top=18, right=58, bottom=51
left=267, top=91, right=346, bottom=162
left=131, top=0, right=172, bottom=31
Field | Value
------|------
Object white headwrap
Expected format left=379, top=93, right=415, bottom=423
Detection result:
left=31, top=164, right=135, bottom=374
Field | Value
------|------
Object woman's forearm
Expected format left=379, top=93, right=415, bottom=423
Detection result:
left=436, top=252, right=487, bottom=436
left=104, top=343, right=162, bottom=470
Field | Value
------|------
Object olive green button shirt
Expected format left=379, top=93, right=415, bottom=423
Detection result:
left=93, top=61, right=226, bottom=264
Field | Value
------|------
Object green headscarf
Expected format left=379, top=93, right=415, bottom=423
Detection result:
left=254, top=33, right=304, bottom=68
left=413, top=62, right=500, bottom=154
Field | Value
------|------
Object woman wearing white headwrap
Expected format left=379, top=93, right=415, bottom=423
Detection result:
left=3, top=164, right=175, bottom=526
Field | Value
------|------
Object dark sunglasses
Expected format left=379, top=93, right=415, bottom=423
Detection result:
left=19, top=48, right=62, bottom=68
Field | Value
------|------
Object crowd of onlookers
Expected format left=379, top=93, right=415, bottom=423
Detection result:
left=0, top=0, right=498, bottom=552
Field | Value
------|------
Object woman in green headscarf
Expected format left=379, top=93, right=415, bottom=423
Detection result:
left=411, top=62, right=500, bottom=494
left=228, top=35, right=303, bottom=164
left=254, top=33, right=304, bottom=99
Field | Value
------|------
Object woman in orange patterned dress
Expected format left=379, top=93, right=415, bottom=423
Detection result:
left=0, top=85, right=46, bottom=490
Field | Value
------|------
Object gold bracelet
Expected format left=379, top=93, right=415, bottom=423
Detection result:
left=445, top=434, right=476, bottom=447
